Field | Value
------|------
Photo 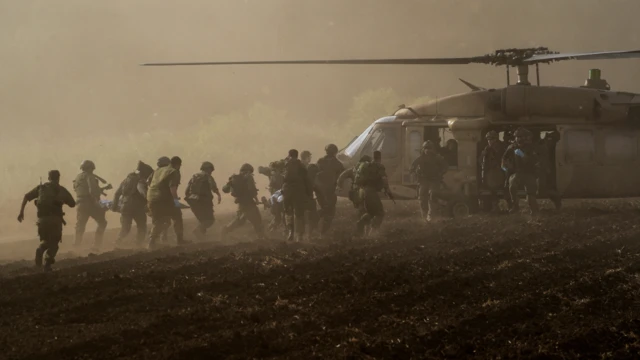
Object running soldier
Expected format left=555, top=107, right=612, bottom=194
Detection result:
left=410, top=141, right=448, bottom=222
left=18, top=170, right=76, bottom=272
left=222, top=163, right=264, bottom=239
left=337, top=154, right=372, bottom=213
left=481, top=131, right=508, bottom=212
left=73, top=160, right=110, bottom=250
left=185, top=161, right=222, bottom=241
left=301, top=150, right=323, bottom=238
left=316, top=144, right=345, bottom=237
left=282, top=149, right=312, bottom=242
left=147, top=156, right=187, bottom=248
left=502, top=127, right=541, bottom=214
left=258, top=160, right=285, bottom=231
left=112, top=161, right=154, bottom=247
left=354, top=150, right=393, bottom=236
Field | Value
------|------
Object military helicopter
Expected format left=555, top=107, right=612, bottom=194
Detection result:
left=142, top=47, right=640, bottom=217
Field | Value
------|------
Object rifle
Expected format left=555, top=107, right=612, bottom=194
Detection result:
left=384, top=188, right=396, bottom=204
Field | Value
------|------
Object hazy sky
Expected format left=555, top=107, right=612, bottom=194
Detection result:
left=1, top=0, right=639, bottom=136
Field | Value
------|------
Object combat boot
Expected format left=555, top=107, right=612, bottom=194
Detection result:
left=35, top=248, right=45, bottom=268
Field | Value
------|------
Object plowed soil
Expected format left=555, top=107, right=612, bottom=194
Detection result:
left=1, top=200, right=640, bottom=359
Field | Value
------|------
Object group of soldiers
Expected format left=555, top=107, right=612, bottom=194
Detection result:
left=481, top=126, right=562, bottom=215
left=16, top=127, right=560, bottom=272
left=16, top=144, right=356, bottom=271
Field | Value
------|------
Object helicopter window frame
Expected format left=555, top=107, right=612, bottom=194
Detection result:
left=564, top=129, right=595, bottom=164
left=343, top=124, right=374, bottom=158
left=358, top=125, right=400, bottom=159
left=603, top=132, right=637, bottom=164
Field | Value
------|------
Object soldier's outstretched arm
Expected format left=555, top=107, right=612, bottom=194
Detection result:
left=113, top=180, right=125, bottom=209
left=64, top=187, right=77, bottom=208
left=18, top=186, right=39, bottom=222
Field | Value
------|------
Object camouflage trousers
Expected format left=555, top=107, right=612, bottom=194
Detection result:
left=537, top=171, right=562, bottom=210
left=116, top=209, right=147, bottom=246
left=356, top=187, right=385, bottom=235
left=418, top=180, right=441, bottom=220
left=306, top=196, right=320, bottom=236
left=484, top=167, right=510, bottom=211
left=225, top=203, right=264, bottom=238
left=75, top=201, right=107, bottom=248
left=269, top=203, right=284, bottom=232
left=318, top=191, right=338, bottom=235
left=188, top=199, right=215, bottom=240
left=148, top=201, right=184, bottom=246
left=509, top=173, right=539, bottom=214
left=283, top=191, right=307, bottom=238
left=36, top=216, right=64, bottom=267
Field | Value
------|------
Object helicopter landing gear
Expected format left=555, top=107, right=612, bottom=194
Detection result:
left=448, top=199, right=471, bottom=219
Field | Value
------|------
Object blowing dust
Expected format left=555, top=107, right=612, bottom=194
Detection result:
left=1, top=0, right=639, bottom=242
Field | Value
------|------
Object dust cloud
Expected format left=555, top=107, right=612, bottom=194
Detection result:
left=1, top=0, right=639, bottom=242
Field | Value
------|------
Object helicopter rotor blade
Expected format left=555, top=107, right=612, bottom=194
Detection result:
left=524, top=49, right=640, bottom=63
left=140, top=56, right=489, bottom=67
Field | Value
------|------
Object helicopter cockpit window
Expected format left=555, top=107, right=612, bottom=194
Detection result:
left=565, top=130, right=595, bottom=163
left=360, top=127, right=399, bottom=158
left=604, top=133, right=637, bottom=163
left=343, top=124, right=373, bottom=158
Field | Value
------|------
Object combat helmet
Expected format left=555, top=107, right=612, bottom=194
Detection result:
left=325, top=144, right=339, bottom=156
left=514, top=127, right=532, bottom=138
left=80, top=160, right=96, bottom=171
left=422, top=140, right=436, bottom=151
left=200, top=161, right=215, bottom=172
left=157, top=156, right=170, bottom=167
left=359, top=154, right=372, bottom=162
left=136, top=161, right=154, bottom=178
left=485, top=130, right=499, bottom=140
left=301, top=150, right=312, bottom=160
left=240, top=163, right=254, bottom=174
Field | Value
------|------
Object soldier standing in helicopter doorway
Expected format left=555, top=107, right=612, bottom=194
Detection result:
left=185, top=161, right=222, bottom=241
left=410, top=141, right=448, bottom=222
left=316, top=144, right=345, bottom=237
left=73, top=160, right=110, bottom=250
left=502, top=127, right=540, bottom=215
left=481, top=131, right=508, bottom=212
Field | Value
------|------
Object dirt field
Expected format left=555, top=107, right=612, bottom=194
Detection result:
left=1, top=199, right=640, bottom=359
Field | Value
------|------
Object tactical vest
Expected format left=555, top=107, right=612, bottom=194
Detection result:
left=355, top=161, right=382, bottom=189
left=36, top=183, right=63, bottom=217
left=186, top=172, right=211, bottom=200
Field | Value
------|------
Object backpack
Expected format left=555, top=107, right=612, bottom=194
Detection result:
left=186, top=172, right=210, bottom=200
left=36, top=183, right=62, bottom=215
left=230, top=174, right=249, bottom=198
left=354, top=161, right=372, bottom=187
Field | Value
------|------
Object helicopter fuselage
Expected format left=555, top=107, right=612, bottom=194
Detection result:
left=337, top=84, right=640, bottom=207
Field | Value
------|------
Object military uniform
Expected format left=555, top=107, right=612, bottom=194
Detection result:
left=536, top=134, right=562, bottom=209
left=73, top=171, right=108, bottom=248
left=502, top=128, right=540, bottom=214
left=258, top=161, right=285, bottom=231
left=354, top=160, right=389, bottom=235
left=222, top=167, right=264, bottom=238
left=147, top=165, right=183, bottom=247
left=481, top=133, right=509, bottom=211
left=282, top=158, right=312, bottom=241
left=316, top=153, right=345, bottom=235
left=21, top=181, right=76, bottom=271
left=410, top=148, right=448, bottom=221
left=113, top=172, right=148, bottom=245
left=185, top=169, right=220, bottom=240
left=304, top=162, right=323, bottom=236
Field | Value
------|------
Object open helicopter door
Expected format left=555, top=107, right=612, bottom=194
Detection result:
left=399, top=124, right=423, bottom=198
